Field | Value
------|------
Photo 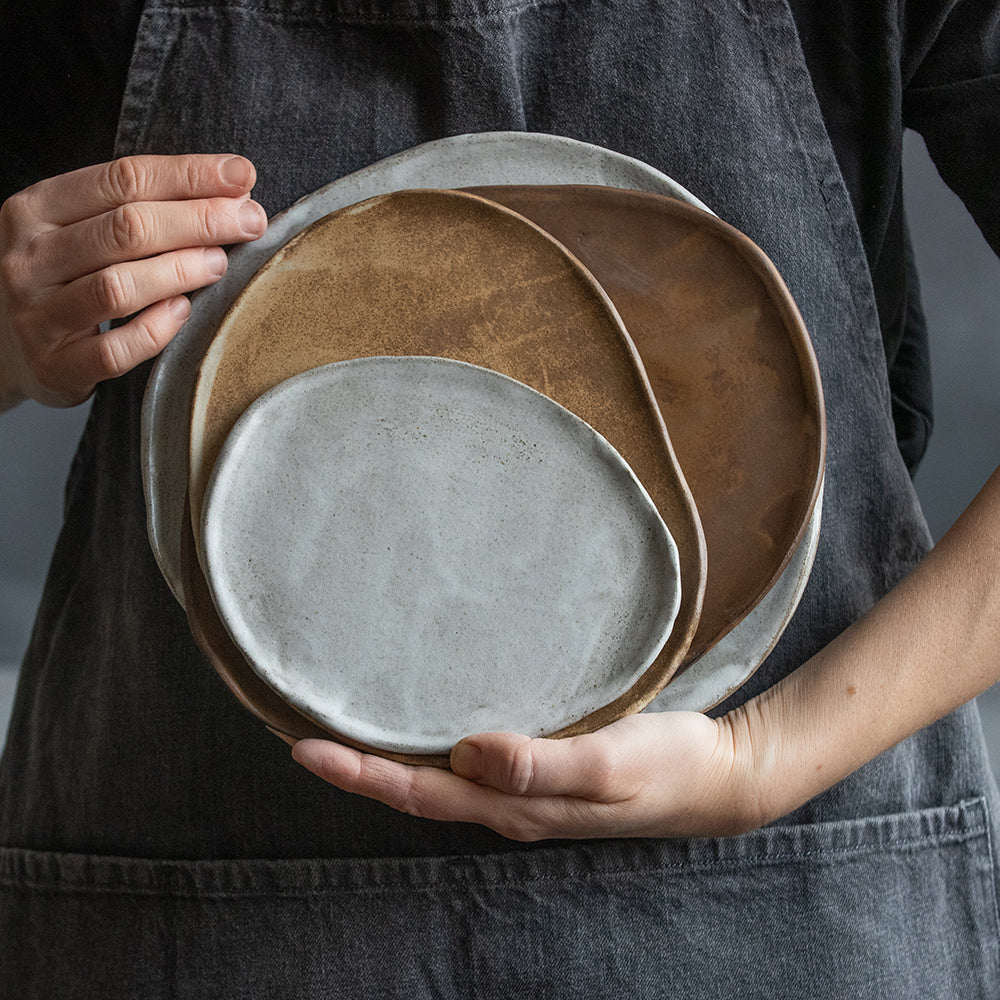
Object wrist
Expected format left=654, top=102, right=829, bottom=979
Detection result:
left=714, top=670, right=828, bottom=832
left=711, top=704, right=781, bottom=834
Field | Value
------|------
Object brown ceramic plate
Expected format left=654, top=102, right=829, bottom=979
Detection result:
left=188, top=188, right=706, bottom=753
left=467, top=185, right=825, bottom=664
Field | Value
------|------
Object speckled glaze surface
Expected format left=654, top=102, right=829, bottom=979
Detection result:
left=178, top=502, right=338, bottom=746
left=189, top=188, right=706, bottom=694
left=468, top=185, right=825, bottom=666
left=182, top=484, right=822, bottom=741
left=144, top=133, right=824, bottom=726
left=201, top=358, right=682, bottom=755
left=142, top=132, right=711, bottom=607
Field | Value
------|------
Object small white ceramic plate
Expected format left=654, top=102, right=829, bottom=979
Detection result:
left=201, top=357, right=682, bottom=754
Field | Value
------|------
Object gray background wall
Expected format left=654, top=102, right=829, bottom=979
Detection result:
left=1, top=133, right=998, bottom=772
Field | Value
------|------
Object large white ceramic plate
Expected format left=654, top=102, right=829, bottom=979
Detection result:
left=142, top=132, right=710, bottom=608
left=201, top=357, right=682, bottom=754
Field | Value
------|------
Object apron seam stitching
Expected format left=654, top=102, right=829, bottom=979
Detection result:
left=0, top=826, right=987, bottom=897
left=981, top=796, right=1000, bottom=971
left=150, top=0, right=569, bottom=28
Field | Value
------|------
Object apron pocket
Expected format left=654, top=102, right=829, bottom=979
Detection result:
left=2, top=797, right=998, bottom=999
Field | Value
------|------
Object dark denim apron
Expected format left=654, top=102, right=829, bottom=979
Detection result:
left=2, top=0, right=999, bottom=995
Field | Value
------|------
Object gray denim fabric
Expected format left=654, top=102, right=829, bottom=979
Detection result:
left=1, top=0, right=999, bottom=995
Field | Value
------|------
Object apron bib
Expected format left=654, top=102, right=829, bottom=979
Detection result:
left=2, top=1, right=998, bottom=995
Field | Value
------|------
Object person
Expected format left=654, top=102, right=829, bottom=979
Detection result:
left=1, top=0, right=998, bottom=995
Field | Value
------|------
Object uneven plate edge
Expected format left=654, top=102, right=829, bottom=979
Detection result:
left=649, top=478, right=824, bottom=713
left=463, top=185, right=825, bottom=666
left=142, top=131, right=715, bottom=607
left=188, top=187, right=707, bottom=708
left=200, top=356, right=684, bottom=756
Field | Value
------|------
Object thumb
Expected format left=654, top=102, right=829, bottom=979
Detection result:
left=451, top=729, right=628, bottom=800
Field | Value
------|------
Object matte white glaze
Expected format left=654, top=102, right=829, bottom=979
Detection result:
left=201, top=357, right=682, bottom=753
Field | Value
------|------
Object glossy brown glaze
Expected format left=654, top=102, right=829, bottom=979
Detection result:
left=188, top=188, right=706, bottom=749
left=468, top=185, right=825, bottom=664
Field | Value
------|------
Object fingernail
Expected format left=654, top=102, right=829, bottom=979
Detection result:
left=220, top=155, right=254, bottom=189
left=238, top=199, right=267, bottom=237
left=168, top=295, right=191, bottom=320
left=451, top=741, right=483, bottom=780
left=205, top=246, right=228, bottom=276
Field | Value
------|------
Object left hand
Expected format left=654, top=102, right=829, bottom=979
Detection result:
left=291, top=711, right=760, bottom=841
left=293, top=460, right=1000, bottom=842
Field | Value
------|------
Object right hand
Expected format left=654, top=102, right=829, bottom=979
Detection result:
left=0, top=153, right=267, bottom=410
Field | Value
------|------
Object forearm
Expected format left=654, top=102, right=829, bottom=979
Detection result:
left=732, top=463, right=1000, bottom=826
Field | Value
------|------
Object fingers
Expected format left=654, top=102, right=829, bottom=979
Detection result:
left=292, top=715, right=744, bottom=842
left=35, top=196, right=266, bottom=284
left=292, top=739, right=499, bottom=821
left=10, top=154, right=257, bottom=227
left=32, top=296, right=194, bottom=407
left=7, top=243, right=230, bottom=407
left=48, top=245, right=230, bottom=330
left=290, top=739, right=625, bottom=842
left=0, top=153, right=263, bottom=408
left=451, top=724, right=645, bottom=800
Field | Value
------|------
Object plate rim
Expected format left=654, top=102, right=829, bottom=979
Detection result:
left=201, top=355, right=684, bottom=755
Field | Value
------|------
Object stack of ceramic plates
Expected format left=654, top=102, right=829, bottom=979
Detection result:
left=143, top=133, right=824, bottom=764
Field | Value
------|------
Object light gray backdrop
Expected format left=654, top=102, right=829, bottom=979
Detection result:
left=1, top=134, right=998, bottom=772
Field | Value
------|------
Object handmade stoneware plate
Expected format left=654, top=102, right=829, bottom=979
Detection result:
left=200, top=357, right=683, bottom=756
left=178, top=499, right=338, bottom=747
left=143, top=132, right=711, bottom=607
left=182, top=482, right=823, bottom=739
left=189, top=187, right=706, bottom=694
left=467, top=185, right=825, bottom=666
left=145, top=131, right=823, bottom=716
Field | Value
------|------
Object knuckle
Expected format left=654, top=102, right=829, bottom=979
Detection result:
left=108, top=203, right=152, bottom=254
left=198, top=200, right=228, bottom=242
left=392, top=771, right=428, bottom=820
left=172, top=251, right=197, bottom=287
left=93, top=266, right=135, bottom=316
left=505, top=742, right=537, bottom=796
left=183, top=157, right=205, bottom=195
left=18, top=232, right=46, bottom=273
left=0, top=248, right=25, bottom=291
left=103, top=156, right=145, bottom=204
left=357, top=757, right=427, bottom=819
left=97, top=331, right=133, bottom=378
left=0, top=189, right=36, bottom=234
